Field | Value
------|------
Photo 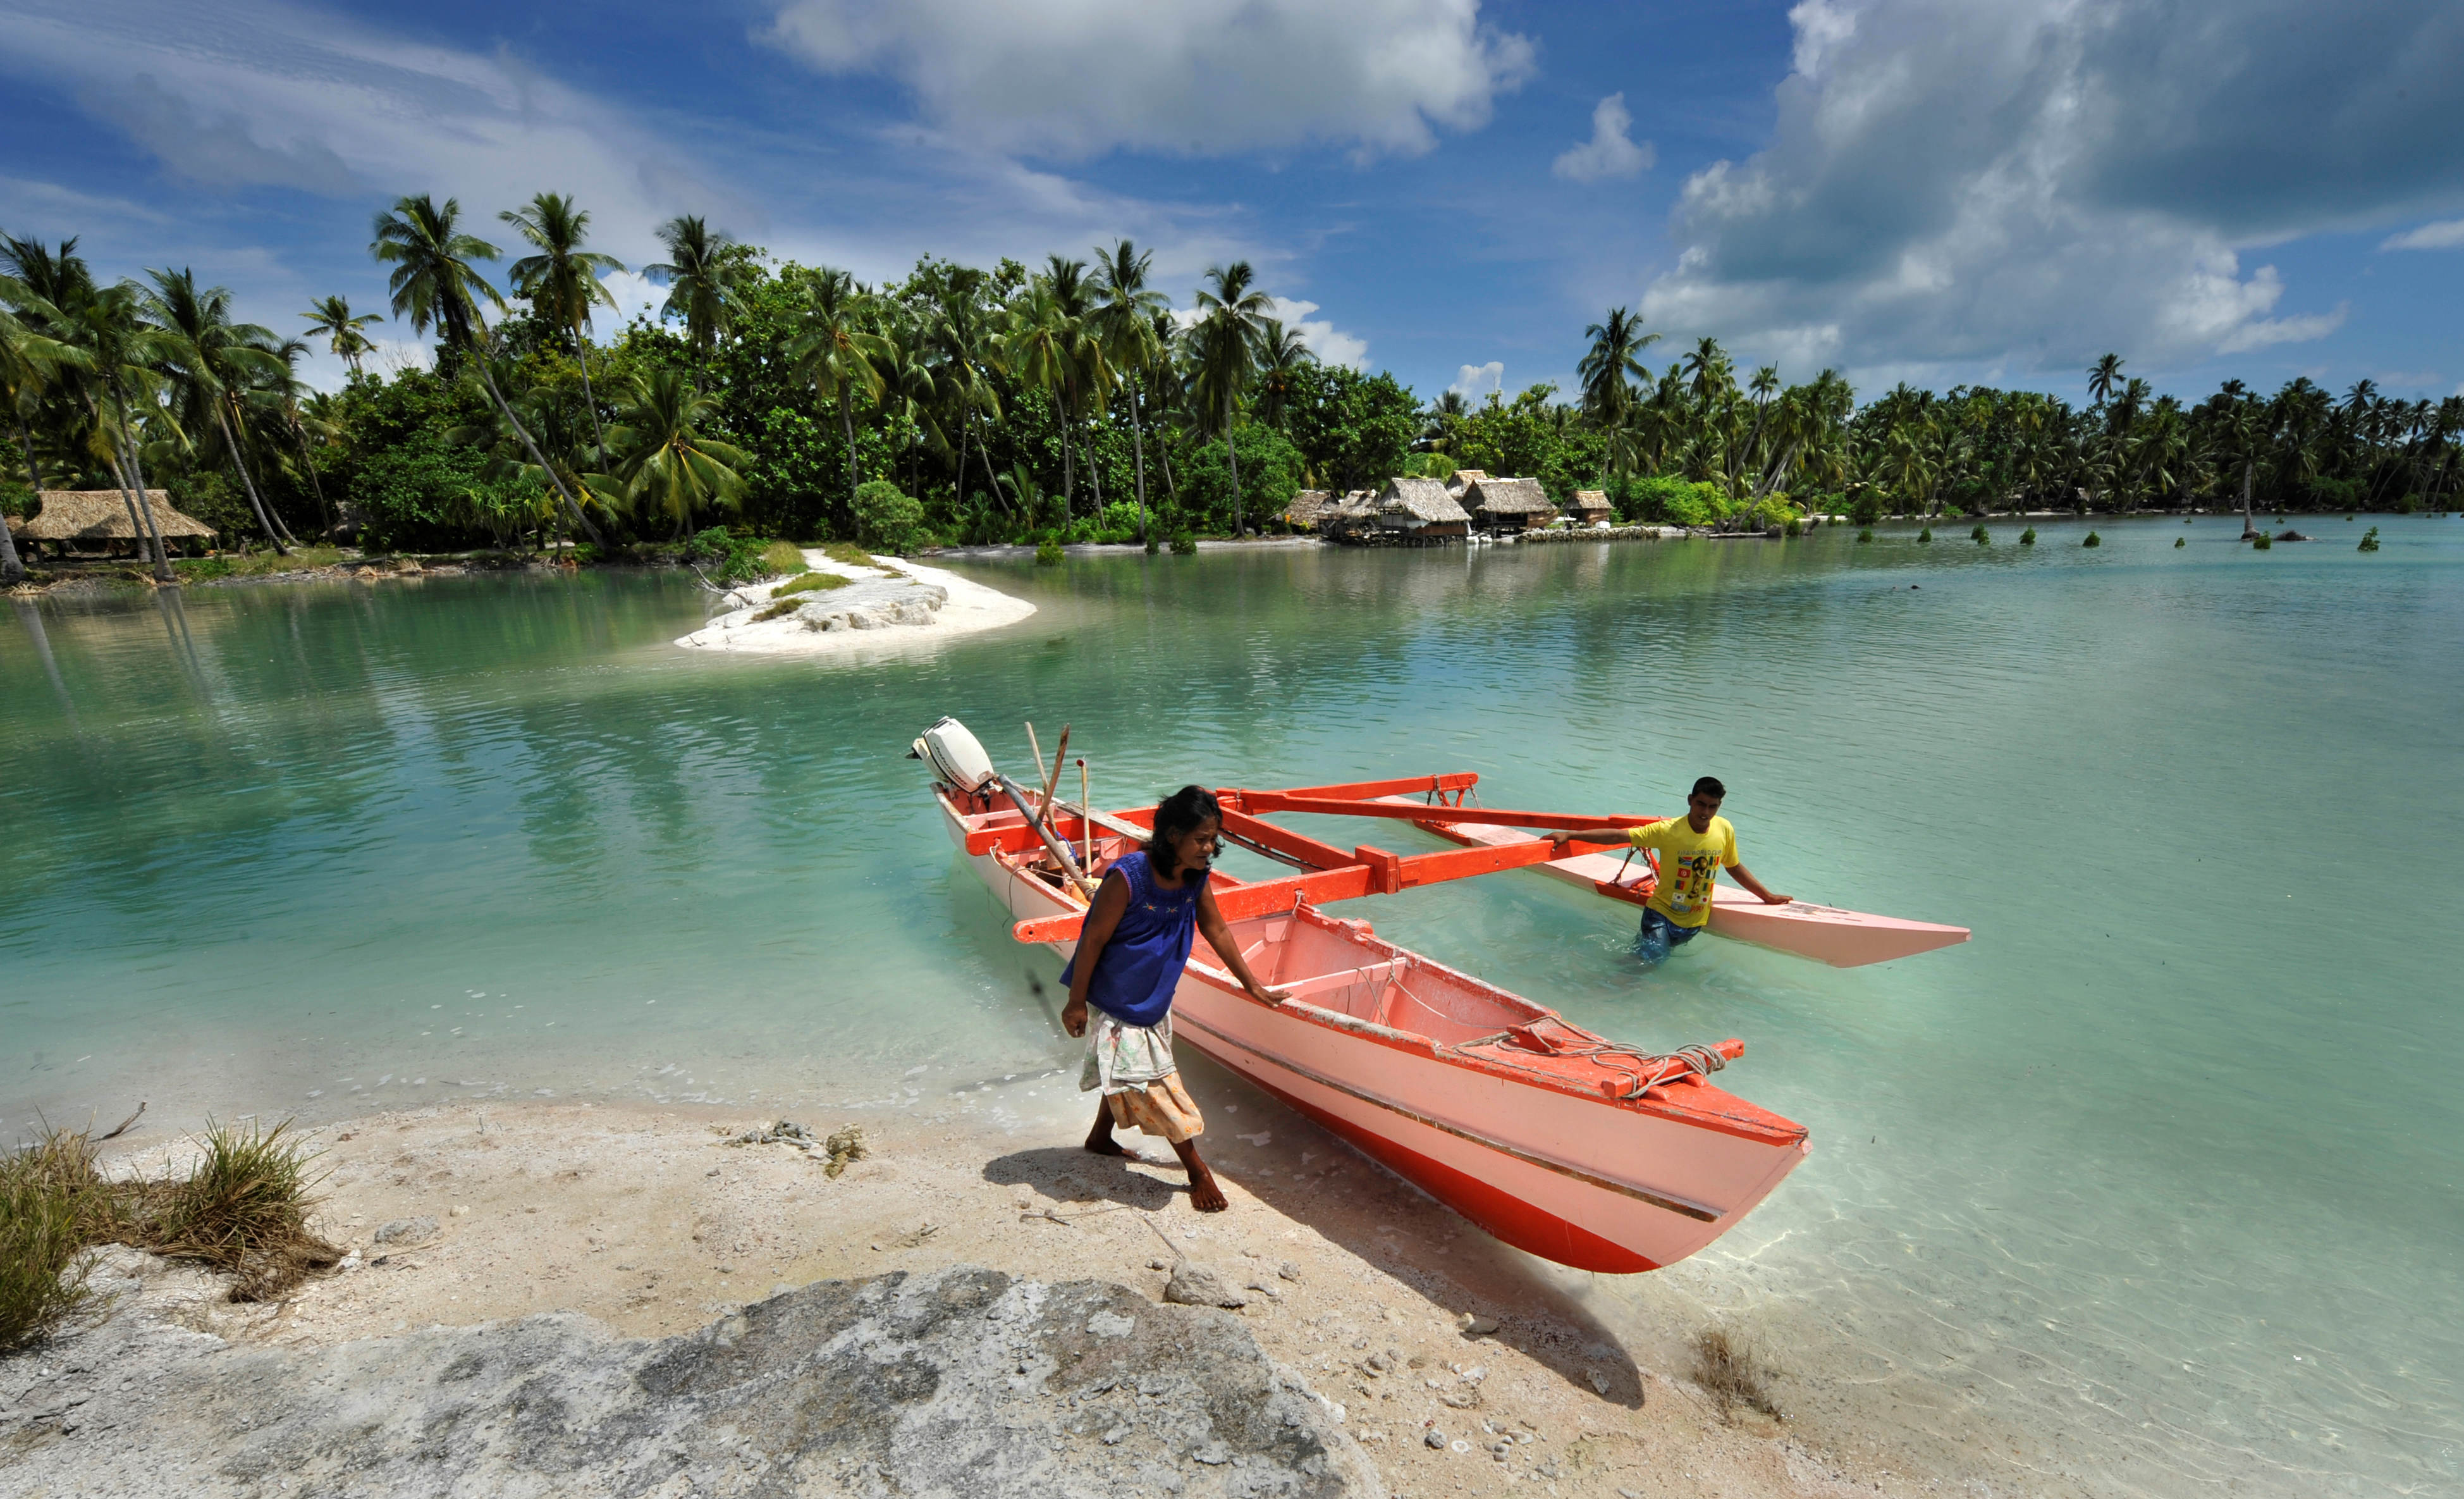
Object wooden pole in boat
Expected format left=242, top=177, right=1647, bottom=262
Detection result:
left=996, top=774, right=1098, bottom=899
left=1077, top=758, right=1092, bottom=872
left=1024, top=722, right=1048, bottom=791
left=1041, top=725, right=1072, bottom=813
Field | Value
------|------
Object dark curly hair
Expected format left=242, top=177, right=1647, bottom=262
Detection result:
left=1144, top=784, right=1222, bottom=877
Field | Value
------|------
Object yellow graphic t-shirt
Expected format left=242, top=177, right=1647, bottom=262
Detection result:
left=1628, top=815, right=1738, bottom=928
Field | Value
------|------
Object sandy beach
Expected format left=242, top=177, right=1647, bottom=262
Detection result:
left=30, top=1099, right=1931, bottom=1498
left=675, top=549, right=1036, bottom=655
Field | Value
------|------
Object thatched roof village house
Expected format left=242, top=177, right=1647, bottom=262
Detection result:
left=1461, top=476, right=1559, bottom=531
left=7, top=490, right=216, bottom=557
left=1375, top=477, right=1471, bottom=539
left=1313, top=490, right=1382, bottom=540
left=1282, top=490, right=1335, bottom=531
left=1443, top=469, right=1488, bottom=497
left=1571, top=490, right=1615, bottom=525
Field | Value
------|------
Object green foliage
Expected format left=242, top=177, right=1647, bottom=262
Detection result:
left=1034, top=538, right=1063, bottom=565
left=1856, top=527, right=1873, bottom=543
left=852, top=479, right=928, bottom=555
left=2358, top=526, right=2381, bottom=552
left=2250, top=532, right=2271, bottom=550
left=1971, top=524, right=1990, bottom=544
left=682, top=525, right=773, bottom=583
left=1846, top=491, right=1886, bottom=526
left=758, top=539, right=809, bottom=575
left=1434, top=384, right=1607, bottom=501
left=1182, top=424, right=1304, bottom=534
left=2020, top=527, right=2037, bottom=545
left=1170, top=533, right=1197, bottom=555
left=1280, top=365, right=1420, bottom=492
left=1784, top=517, right=1803, bottom=538
left=324, top=367, right=520, bottom=552
left=1619, top=475, right=1731, bottom=527
left=2083, top=530, right=2102, bottom=547
left=1918, top=526, right=1933, bottom=543
left=2175, top=536, right=2186, bottom=547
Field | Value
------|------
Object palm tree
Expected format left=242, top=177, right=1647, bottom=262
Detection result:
left=0, top=279, right=85, bottom=583
left=267, top=337, right=336, bottom=534
left=501, top=192, right=625, bottom=457
left=370, top=194, right=604, bottom=546
left=49, top=277, right=180, bottom=576
left=2087, top=353, right=2124, bottom=409
left=1090, top=239, right=1166, bottom=546
left=873, top=335, right=948, bottom=500
left=786, top=267, right=890, bottom=512
left=921, top=280, right=1007, bottom=522
left=142, top=268, right=296, bottom=550
left=300, top=295, right=382, bottom=378
left=1578, top=307, right=1660, bottom=426
left=1003, top=276, right=1094, bottom=521
left=1189, top=261, right=1271, bottom=535
left=642, top=215, right=738, bottom=387
left=1252, top=320, right=1313, bottom=432
left=589, top=369, right=746, bottom=532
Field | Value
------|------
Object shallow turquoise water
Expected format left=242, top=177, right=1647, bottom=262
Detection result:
left=4, top=518, right=2458, bottom=1494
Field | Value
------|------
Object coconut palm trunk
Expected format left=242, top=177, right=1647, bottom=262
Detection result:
left=15, top=416, right=41, bottom=493
left=572, top=322, right=608, bottom=460
left=2241, top=462, right=2258, bottom=538
left=0, top=497, right=24, bottom=583
left=1129, top=388, right=1149, bottom=547
left=211, top=400, right=293, bottom=550
left=113, top=440, right=174, bottom=579
left=842, top=392, right=862, bottom=509
left=286, top=410, right=333, bottom=535
left=1225, top=392, right=1242, bottom=536
left=473, top=361, right=605, bottom=548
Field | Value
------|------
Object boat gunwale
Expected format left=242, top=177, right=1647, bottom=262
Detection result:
left=939, top=786, right=1808, bottom=1149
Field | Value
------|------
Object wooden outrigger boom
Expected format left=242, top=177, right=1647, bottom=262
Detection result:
left=917, top=719, right=1963, bottom=1273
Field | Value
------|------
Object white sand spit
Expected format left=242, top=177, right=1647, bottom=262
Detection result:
left=675, top=548, right=1034, bottom=656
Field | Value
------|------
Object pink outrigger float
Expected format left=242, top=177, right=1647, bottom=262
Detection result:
left=913, top=720, right=1958, bottom=1273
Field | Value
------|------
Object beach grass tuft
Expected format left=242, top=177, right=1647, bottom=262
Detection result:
left=1692, top=1326, right=1782, bottom=1421
left=175, top=545, right=347, bottom=581
left=127, top=1119, right=343, bottom=1301
left=0, top=1130, right=110, bottom=1350
left=773, top=571, right=849, bottom=597
left=818, top=541, right=881, bottom=571
left=757, top=540, right=809, bottom=577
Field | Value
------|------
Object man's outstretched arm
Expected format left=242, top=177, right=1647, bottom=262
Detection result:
left=1724, top=861, right=1792, bottom=905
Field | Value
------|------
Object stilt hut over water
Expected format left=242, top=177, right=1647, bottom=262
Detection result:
left=1462, top=476, right=1559, bottom=532
left=1571, top=491, right=1615, bottom=525
left=9, top=491, right=218, bottom=558
left=1375, top=478, right=1471, bottom=540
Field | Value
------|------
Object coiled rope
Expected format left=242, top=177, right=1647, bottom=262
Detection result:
left=1449, top=1032, right=1728, bottom=1101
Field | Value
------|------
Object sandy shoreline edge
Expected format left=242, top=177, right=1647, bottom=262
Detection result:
left=16, top=1099, right=1917, bottom=1498
left=675, top=548, right=1036, bottom=656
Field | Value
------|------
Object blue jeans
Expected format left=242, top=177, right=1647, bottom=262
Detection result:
left=1634, top=908, right=1704, bottom=966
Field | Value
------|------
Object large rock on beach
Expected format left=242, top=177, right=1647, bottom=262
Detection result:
left=790, top=577, right=950, bottom=632
left=1, top=1259, right=1380, bottom=1497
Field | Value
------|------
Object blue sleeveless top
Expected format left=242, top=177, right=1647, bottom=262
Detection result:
left=1062, top=851, right=1205, bottom=1027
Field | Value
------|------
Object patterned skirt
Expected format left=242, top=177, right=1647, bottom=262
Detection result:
left=1079, top=1009, right=1205, bottom=1144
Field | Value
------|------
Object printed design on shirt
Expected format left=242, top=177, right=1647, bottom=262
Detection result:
left=1664, top=851, right=1721, bottom=914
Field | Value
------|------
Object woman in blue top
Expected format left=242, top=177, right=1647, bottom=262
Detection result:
left=1062, top=785, right=1285, bottom=1212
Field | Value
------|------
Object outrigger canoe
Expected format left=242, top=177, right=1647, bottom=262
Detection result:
left=913, top=719, right=1813, bottom=1273
left=1371, top=791, right=1970, bottom=967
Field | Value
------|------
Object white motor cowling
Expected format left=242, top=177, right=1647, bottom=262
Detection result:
left=909, top=716, right=998, bottom=794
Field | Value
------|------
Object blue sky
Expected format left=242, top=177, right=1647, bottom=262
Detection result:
left=3, top=0, right=2460, bottom=407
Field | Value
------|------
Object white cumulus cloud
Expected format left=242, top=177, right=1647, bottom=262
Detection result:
left=1639, top=0, right=2464, bottom=377
left=1449, top=361, right=1504, bottom=401
left=761, top=0, right=1535, bottom=160
left=2381, top=219, right=2464, bottom=251
left=1552, top=94, right=1652, bottom=182
left=1269, top=297, right=1368, bottom=372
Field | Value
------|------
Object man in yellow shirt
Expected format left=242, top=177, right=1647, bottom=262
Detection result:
left=1546, top=777, right=1791, bottom=965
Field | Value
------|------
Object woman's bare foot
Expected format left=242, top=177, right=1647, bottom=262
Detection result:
left=1084, top=1109, right=1131, bottom=1157
left=1172, top=1140, right=1229, bottom=1212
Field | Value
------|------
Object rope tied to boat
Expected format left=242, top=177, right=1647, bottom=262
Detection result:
left=1449, top=1032, right=1727, bottom=1101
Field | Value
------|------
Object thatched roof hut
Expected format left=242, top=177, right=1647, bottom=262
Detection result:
left=1283, top=490, right=1335, bottom=529
left=1443, top=469, right=1488, bottom=495
left=1376, top=477, right=1471, bottom=534
left=13, top=490, right=217, bottom=545
left=1571, top=490, right=1614, bottom=523
left=1462, top=476, right=1557, bottom=530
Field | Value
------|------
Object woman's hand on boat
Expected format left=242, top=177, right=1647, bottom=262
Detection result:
left=1246, top=982, right=1292, bottom=1006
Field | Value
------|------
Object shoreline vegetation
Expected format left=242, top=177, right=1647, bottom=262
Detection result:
left=4, top=1099, right=1959, bottom=1497
left=6, top=203, right=2458, bottom=591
